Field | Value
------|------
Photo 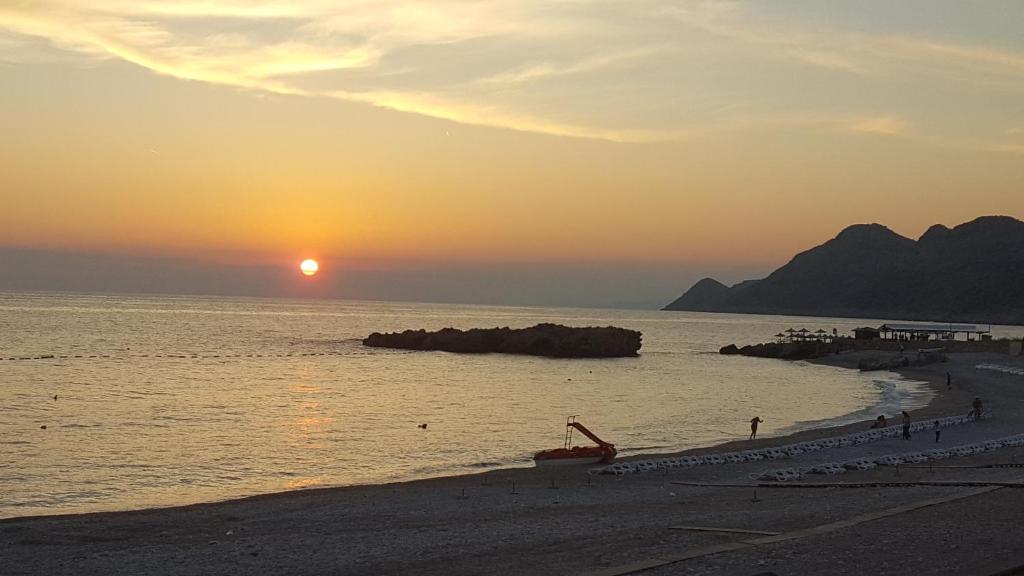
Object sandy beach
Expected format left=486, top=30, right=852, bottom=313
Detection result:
left=4, top=350, right=1024, bottom=576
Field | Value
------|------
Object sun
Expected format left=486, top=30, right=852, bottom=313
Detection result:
left=299, top=259, right=319, bottom=276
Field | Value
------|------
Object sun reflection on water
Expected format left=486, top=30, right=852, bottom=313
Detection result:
left=0, top=293, right=968, bottom=517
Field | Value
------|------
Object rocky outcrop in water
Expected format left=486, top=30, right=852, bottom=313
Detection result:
left=363, top=323, right=642, bottom=358
left=719, top=339, right=951, bottom=369
left=719, top=341, right=840, bottom=360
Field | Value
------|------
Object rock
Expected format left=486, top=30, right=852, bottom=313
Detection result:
left=363, top=324, right=642, bottom=358
left=857, top=350, right=947, bottom=371
left=720, top=341, right=841, bottom=360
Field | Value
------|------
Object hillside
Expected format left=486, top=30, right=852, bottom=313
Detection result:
left=663, top=216, right=1024, bottom=325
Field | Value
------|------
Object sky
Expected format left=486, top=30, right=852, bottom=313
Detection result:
left=1, top=1, right=1023, bottom=308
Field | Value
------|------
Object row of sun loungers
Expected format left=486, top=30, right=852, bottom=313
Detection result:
left=595, top=413, right=987, bottom=476
left=976, top=363, right=1024, bottom=376
left=755, top=433, right=1024, bottom=482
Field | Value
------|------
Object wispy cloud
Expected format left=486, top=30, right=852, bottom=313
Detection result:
left=1, top=1, right=1022, bottom=145
left=988, top=143, right=1024, bottom=155
left=846, top=116, right=908, bottom=137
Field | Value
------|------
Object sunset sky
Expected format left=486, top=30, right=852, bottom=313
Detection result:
left=2, top=1, right=1023, bottom=307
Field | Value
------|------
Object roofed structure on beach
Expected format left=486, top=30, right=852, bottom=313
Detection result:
left=878, top=322, right=991, bottom=341
left=779, top=327, right=835, bottom=343
left=853, top=327, right=881, bottom=340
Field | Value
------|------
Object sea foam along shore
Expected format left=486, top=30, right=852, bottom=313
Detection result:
left=4, top=351, right=1024, bottom=576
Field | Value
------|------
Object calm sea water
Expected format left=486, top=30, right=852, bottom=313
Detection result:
left=4, top=292, right=1017, bottom=518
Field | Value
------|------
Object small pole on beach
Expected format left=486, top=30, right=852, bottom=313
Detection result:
left=457, top=488, right=468, bottom=500
left=751, top=488, right=760, bottom=503
left=511, top=481, right=519, bottom=495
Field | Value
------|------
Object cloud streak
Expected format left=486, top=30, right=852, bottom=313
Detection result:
left=1, top=1, right=1022, bottom=145
left=847, top=116, right=908, bottom=137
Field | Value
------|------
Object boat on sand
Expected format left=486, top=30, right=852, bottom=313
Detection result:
left=534, top=416, right=617, bottom=466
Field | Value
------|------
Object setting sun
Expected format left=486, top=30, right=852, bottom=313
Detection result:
left=299, top=259, right=319, bottom=276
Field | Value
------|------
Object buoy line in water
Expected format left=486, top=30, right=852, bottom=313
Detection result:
left=0, top=351, right=353, bottom=362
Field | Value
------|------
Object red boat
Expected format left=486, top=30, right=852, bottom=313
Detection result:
left=534, top=416, right=617, bottom=466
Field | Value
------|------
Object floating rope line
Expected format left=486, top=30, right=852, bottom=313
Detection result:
left=0, top=351, right=351, bottom=362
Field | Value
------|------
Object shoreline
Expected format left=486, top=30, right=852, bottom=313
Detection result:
left=3, top=350, right=956, bottom=523
left=5, top=351, right=1024, bottom=576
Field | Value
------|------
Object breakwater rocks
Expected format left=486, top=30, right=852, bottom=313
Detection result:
left=719, top=340, right=948, bottom=370
left=363, top=323, right=642, bottom=358
left=719, top=341, right=840, bottom=360
left=856, top=350, right=947, bottom=371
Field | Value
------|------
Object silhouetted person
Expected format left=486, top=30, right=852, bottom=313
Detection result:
left=901, top=411, right=911, bottom=440
left=749, top=416, right=763, bottom=440
left=972, top=397, right=983, bottom=420
left=871, top=415, right=887, bottom=429
left=946, top=372, right=952, bottom=391
left=934, top=420, right=941, bottom=443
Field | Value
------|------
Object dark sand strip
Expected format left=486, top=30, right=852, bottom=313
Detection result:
left=590, top=486, right=1000, bottom=576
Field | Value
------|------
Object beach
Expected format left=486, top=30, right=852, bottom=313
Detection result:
left=4, top=350, right=1024, bottom=575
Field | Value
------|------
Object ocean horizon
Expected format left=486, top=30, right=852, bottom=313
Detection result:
left=6, top=291, right=1022, bottom=518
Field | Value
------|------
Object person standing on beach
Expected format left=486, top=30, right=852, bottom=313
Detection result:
left=749, top=416, right=763, bottom=440
left=901, top=411, right=911, bottom=440
left=934, top=420, right=941, bottom=443
left=946, top=372, right=952, bottom=391
left=972, top=397, right=983, bottom=420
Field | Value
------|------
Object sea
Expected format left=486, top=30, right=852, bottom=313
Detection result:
left=3, top=292, right=1021, bottom=518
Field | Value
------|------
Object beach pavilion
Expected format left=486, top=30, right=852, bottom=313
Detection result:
left=878, top=323, right=991, bottom=342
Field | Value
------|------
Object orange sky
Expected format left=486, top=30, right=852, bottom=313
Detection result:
left=1, top=2, right=1023, bottom=299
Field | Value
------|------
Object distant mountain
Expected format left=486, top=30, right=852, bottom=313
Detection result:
left=663, top=216, right=1024, bottom=325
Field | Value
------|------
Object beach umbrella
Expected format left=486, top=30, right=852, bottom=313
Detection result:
left=785, top=328, right=796, bottom=333
left=815, top=329, right=827, bottom=333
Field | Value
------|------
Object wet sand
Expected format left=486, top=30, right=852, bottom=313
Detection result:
left=3, top=351, right=1024, bottom=575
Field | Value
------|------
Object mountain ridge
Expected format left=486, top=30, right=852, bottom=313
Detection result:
left=663, top=216, right=1024, bottom=325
